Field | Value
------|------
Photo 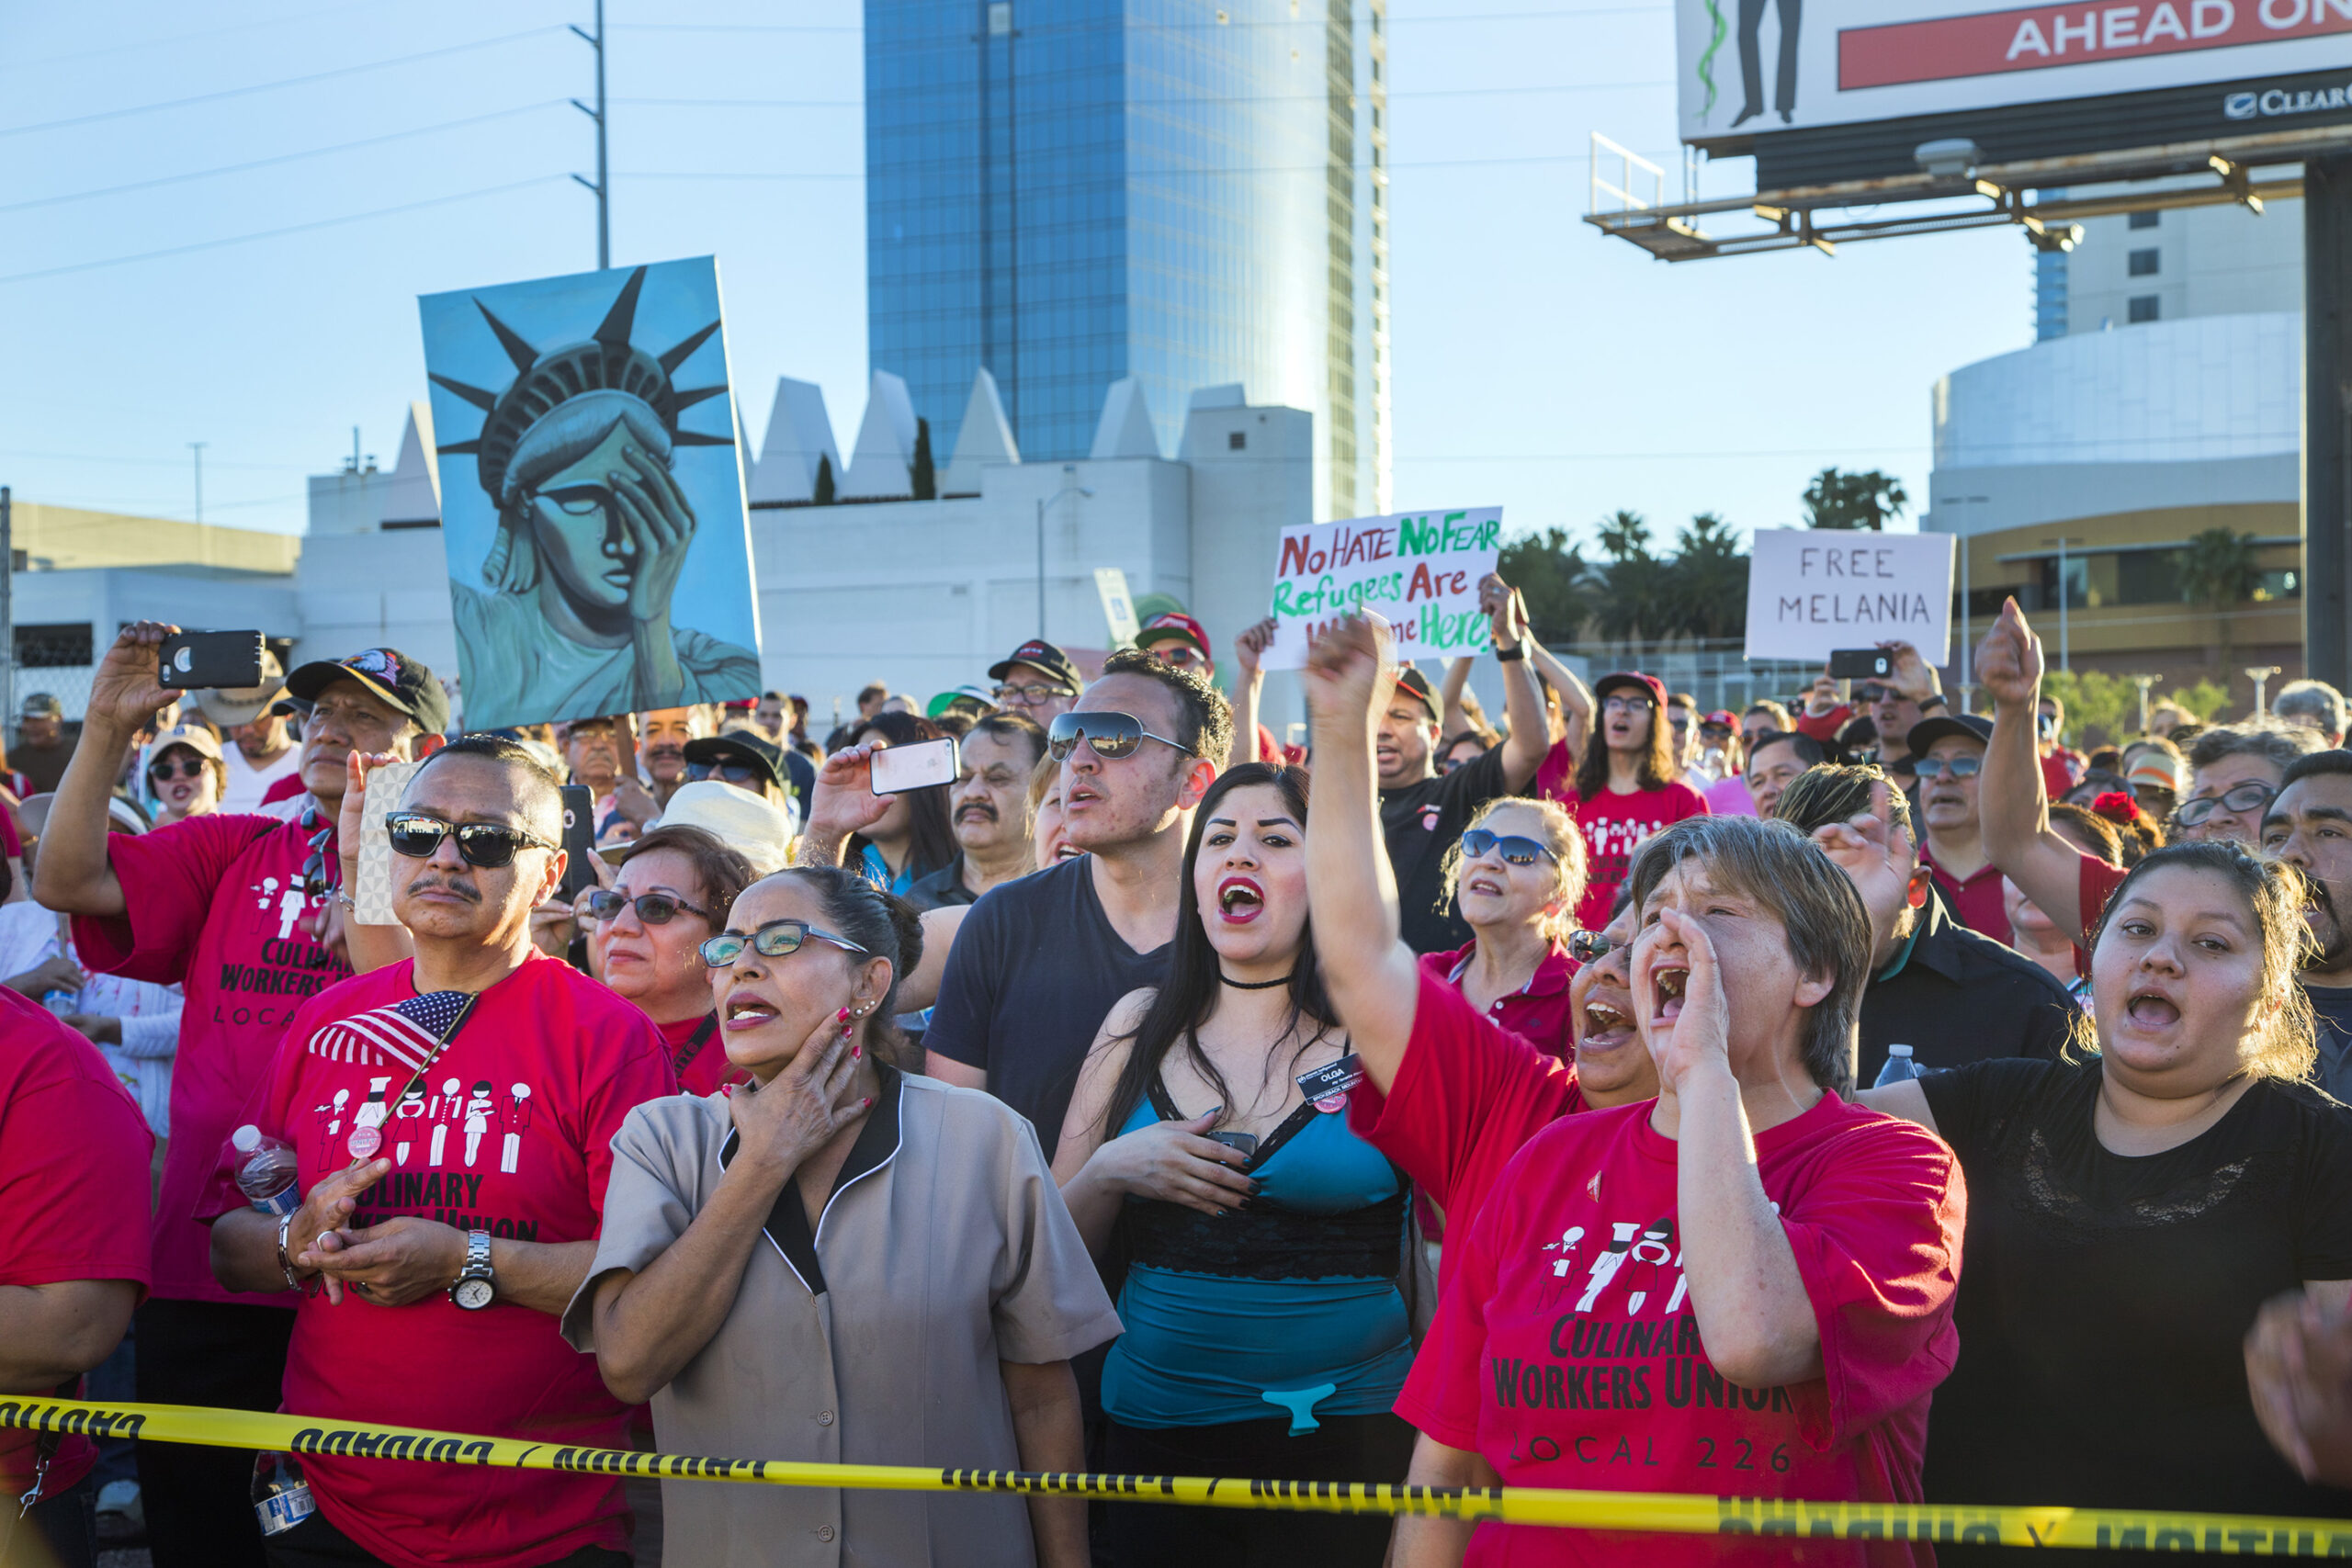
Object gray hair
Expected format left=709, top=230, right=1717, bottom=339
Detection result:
left=1624, top=815, right=1871, bottom=1093
left=2186, top=719, right=2325, bottom=781
left=2273, top=680, right=2347, bottom=740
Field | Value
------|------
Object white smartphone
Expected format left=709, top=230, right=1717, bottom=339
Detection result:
left=868, top=737, right=959, bottom=795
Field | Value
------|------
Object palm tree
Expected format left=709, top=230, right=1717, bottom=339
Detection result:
left=1665, top=513, right=1747, bottom=642
left=1498, top=526, right=1600, bottom=646
left=1592, top=511, right=1661, bottom=644
left=1803, top=468, right=1909, bottom=531
left=2176, top=526, right=2260, bottom=670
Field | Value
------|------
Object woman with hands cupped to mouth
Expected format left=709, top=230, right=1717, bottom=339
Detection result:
left=1303, top=611, right=1966, bottom=1568
left=562, top=865, right=1119, bottom=1568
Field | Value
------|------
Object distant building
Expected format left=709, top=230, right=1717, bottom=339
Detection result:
left=864, top=0, right=1390, bottom=523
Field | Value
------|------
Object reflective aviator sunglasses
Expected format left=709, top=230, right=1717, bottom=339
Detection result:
left=698, top=919, right=870, bottom=968
left=1046, top=711, right=1190, bottom=763
left=1459, top=828, right=1558, bottom=867
left=383, top=811, right=555, bottom=868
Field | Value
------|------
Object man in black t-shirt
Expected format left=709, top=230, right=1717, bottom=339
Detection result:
left=926, top=651, right=1232, bottom=1143
left=2260, top=750, right=2352, bottom=1100
left=1379, top=575, right=1550, bottom=953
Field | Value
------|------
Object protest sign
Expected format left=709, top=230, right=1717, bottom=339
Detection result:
left=1743, top=529, right=1954, bottom=666
left=420, top=256, right=763, bottom=731
left=1094, top=567, right=1140, bottom=647
left=1260, top=507, right=1502, bottom=671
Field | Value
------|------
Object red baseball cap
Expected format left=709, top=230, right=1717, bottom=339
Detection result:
left=1136, top=612, right=1212, bottom=660
left=1592, top=671, right=1667, bottom=709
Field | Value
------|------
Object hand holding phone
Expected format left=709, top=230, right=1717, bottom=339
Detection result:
left=1826, top=649, right=1893, bottom=682
left=158, top=630, right=266, bottom=691
left=869, top=737, right=959, bottom=795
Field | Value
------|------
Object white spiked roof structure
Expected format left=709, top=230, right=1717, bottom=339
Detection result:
left=747, top=378, right=843, bottom=506
left=839, top=370, right=920, bottom=502
left=379, top=402, right=443, bottom=525
left=1090, top=377, right=1160, bottom=461
left=940, top=368, right=1021, bottom=497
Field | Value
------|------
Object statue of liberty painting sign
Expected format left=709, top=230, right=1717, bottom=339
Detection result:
left=419, top=257, right=762, bottom=730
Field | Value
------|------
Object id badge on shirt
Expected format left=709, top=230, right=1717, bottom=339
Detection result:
left=1295, top=1053, right=1365, bottom=1113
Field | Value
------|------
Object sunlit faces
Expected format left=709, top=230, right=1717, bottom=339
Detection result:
left=1739, top=711, right=1779, bottom=750
left=638, top=708, right=704, bottom=784
left=299, top=677, right=412, bottom=795
left=1745, top=737, right=1808, bottom=820
left=564, top=719, right=620, bottom=788
left=951, top=729, right=1038, bottom=856
left=1601, top=693, right=1653, bottom=753
left=1456, top=802, right=1568, bottom=934
left=1666, top=705, right=1697, bottom=768
left=1374, top=698, right=1438, bottom=788
left=2090, top=863, right=2274, bottom=1092
left=149, top=744, right=220, bottom=822
left=2261, top=772, right=2352, bottom=971
left=389, top=755, right=561, bottom=942
left=588, top=847, right=717, bottom=1015
left=1918, top=734, right=1985, bottom=835
left=1060, top=672, right=1201, bottom=852
left=1632, top=859, right=1830, bottom=1072
left=1032, top=775, right=1079, bottom=871
left=1191, top=783, right=1309, bottom=971
left=710, top=876, right=889, bottom=1079
left=2178, top=755, right=2283, bottom=846
left=1871, top=688, right=1923, bottom=755
left=1570, top=907, right=1656, bottom=1106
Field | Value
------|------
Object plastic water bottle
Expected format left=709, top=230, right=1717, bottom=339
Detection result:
left=38, top=987, right=79, bottom=1018
left=231, top=1125, right=300, bottom=1217
left=1873, top=1043, right=1922, bottom=1089
left=252, top=1451, right=314, bottom=1536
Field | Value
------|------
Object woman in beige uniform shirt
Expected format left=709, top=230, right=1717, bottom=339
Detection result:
left=563, top=865, right=1120, bottom=1568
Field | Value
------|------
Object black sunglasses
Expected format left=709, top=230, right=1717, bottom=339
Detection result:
left=384, top=811, right=556, bottom=868
left=1046, top=711, right=1190, bottom=763
left=698, top=919, right=870, bottom=968
left=149, top=758, right=209, bottom=782
left=1461, top=828, right=1558, bottom=867
left=581, top=889, right=712, bottom=926
left=2176, top=780, right=2274, bottom=826
left=685, top=759, right=764, bottom=787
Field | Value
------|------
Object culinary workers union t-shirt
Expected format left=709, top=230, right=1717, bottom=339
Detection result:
left=1566, top=783, right=1709, bottom=931
left=202, top=952, right=675, bottom=1568
left=74, top=809, right=350, bottom=1304
left=1396, top=1092, right=1964, bottom=1568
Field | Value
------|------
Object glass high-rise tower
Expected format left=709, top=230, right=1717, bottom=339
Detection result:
left=865, top=0, right=1389, bottom=519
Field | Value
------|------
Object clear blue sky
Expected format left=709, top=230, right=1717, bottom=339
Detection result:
left=0, top=0, right=2031, bottom=547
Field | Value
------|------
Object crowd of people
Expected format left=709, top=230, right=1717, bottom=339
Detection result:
left=10, top=583, right=2352, bottom=1568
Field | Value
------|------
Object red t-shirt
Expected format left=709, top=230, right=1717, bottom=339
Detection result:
left=1794, top=704, right=1853, bottom=743
left=656, top=1010, right=748, bottom=1098
left=261, top=771, right=307, bottom=807
left=1570, top=782, right=1710, bottom=931
left=74, top=810, right=350, bottom=1303
left=1418, top=940, right=1578, bottom=1063
left=200, top=953, right=676, bottom=1568
left=2040, top=750, right=2081, bottom=800
left=0, top=987, right=153, bottom=1502
left=1396, top=1092, right=1963, bottom=1568
left=1348, top=970, right=1587, bottom=1284
left=2079, top=852, right=2130, bottom=944
left=1920, top=849, right=2010, bottom=946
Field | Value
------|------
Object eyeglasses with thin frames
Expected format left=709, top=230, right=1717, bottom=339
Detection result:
left=698, top=919, right=870, bottom=967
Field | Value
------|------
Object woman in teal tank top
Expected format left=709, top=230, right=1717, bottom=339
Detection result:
left=1055, top=763, right=1417, bottom=1568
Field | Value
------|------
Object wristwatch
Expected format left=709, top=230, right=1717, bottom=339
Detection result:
left=450, top=1231, right=496, bottom=1311
left=1919, top=693, right=1949, bottom=711
left=1494, top=637, right=1528, bottom=663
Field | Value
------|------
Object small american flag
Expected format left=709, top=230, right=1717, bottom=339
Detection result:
left=307, top=990, right=473, bottom=1071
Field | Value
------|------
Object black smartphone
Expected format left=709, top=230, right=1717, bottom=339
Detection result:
left=557, top=784, right=597, bottom=900
left=1826, top=648, right=1893, bottom=681
left=157, top=630, right=265, bottom=690
left=1207, top=1131, right=1259, bottom=1158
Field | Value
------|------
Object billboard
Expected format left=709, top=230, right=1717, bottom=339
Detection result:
left=1678, top=0, right=2352, bottom=173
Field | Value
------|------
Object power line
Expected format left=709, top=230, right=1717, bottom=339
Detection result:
left=615, top=6, right=1669, bottom=34
left=622, top=151, right=1638, bottom=182
left=0, top=3, right=376, bottom=73
left=0, top=101, right=568, bottom=215
left=0, top=175, right=565, bottom=285
left=0, top=26, right=564, bottom=141
left=0, top=448, right=311, bottom=472
left=614, top=80, right=1667, bottom=112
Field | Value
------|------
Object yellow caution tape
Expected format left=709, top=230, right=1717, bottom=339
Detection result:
left=6, top=1397, right=2352, bottom=1551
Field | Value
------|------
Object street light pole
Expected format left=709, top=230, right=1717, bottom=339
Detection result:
left=2246, top=664, right=2282, bottom=717
left=2041, top=536, right=2083, bottom=672
left=1035, top=464, right=1091, bottom=638
left=188, top=442, right=206, bottom=524
left=571, top=0, right=609, bottom=269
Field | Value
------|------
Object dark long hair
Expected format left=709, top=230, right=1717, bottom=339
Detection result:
left=845, top=710, right=958, bottom=882
left=1098, top=763, right=1336, bottom=1139
left=1574, top=680, right=1679, bottom=800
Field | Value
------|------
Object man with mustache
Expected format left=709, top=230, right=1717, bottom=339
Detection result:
left=206, top=733, right=673, bottom=1568
left=2259, top=750, right=2352, bottom=1099
left=908, top=713, right=1046, bottom=911
left=635, top=706, right=708, bottom=807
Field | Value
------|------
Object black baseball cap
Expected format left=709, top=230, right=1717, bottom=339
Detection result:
left=1904, top=713, right=1993, bottom=755
left=987, top=639, right=1081, bottom=690
left=684, top=732, right=788, bottom=795
left=1393, top=667, right=1440, bottom=722
left=282, top=648, right=450, bottom=734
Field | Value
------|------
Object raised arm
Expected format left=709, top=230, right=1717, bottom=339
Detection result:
left=1527, top=633, right=1591, bottom=759
left=1301, top=614, right=1424, bottom=1093
left=1484, top=575, right=1548, bottom=791
left=794, top=743, right=891, bottom=869
left=32, top=623, right=178, bottom=917
left=1975, top=599, right=2093, bottom=939
left=1227, top=617, right=1275, bottom=769
left=1438, top=657, right=1476, bottom=740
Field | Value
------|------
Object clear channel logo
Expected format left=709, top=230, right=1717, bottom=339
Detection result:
left=2224, top=83, right=2352, bottom=119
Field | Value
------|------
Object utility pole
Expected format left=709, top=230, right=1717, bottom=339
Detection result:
left=2247, top=664, right=2282, bottom=718
left=2041, top=536, right=2084, bottom=672
left=188, top=443, right=207, bottom=524
left=2131, top=673, right=2158, bottom=734
left=571, top=0, right=609, bottom=269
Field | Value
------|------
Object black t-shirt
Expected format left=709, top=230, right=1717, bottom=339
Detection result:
left=1918, top=1055, right=2352, bottom=1530
left=1857, top=891, right=2078, bottom=1089
left=922, top=854, right=1170, bottom=1145
left=905, top=854, right=978, bottom=912
left=1379, top=745, right=1510, bottom=955
left=2306, top=983, right=2352, bottom=1103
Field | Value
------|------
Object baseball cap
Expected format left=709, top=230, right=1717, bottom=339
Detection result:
left=1702, top=710, right=1737, bottom=729
left=142, top=723, right=224, bottom=769
left=603, top=780, right=796, bottom=875
left=987, top=639, right=1081, bottom=690
left=2127, top=751, right=2187, bottom=792
left=1904, top=714, right=1994, bottom=755
left=683, top=732, right=789, bottom=795
left=927, top=684, right=996, bottom=720
left=1393, top=667, right=1440, bottom=722
left=19, top=693, right=62, bottom=720
left=1136, top=612, right=1212, bottom=660
left=1593, top=671, right=1668, bottom=709
left=282, top=648, right=451, bottom=735
left=193, top=648, right=287, bottom=728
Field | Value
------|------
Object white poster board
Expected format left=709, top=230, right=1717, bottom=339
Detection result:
left=1260, top=506, right=1502, bottom=671
left=1093, top=567, right=1140, bottom=647
left=1743, top=530, right=1954, bottom=665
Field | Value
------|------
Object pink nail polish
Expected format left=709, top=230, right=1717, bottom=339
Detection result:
left=836, top=1006, right=852, bottom=1022
left=852, top=1044, right=862, bottom=1059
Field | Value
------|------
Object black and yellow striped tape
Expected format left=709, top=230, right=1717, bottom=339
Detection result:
left=5, top=1397, right=2348, bottom=1552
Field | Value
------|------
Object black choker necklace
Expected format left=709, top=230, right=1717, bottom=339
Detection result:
left=1221, top=972, right=1295, bottom=990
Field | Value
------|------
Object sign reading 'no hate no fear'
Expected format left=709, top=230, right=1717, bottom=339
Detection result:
left=1743, top=530, right=1955, bottom=666
left=1260, top=507, right=1503, bottom=671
